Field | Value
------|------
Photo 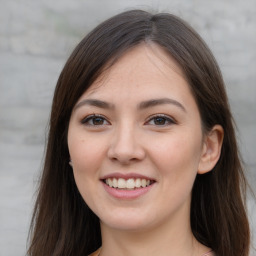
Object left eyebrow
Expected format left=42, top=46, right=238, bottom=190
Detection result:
left=73, top=99, right=114, bottom=111
left=138, top=98, right=186, bottom=112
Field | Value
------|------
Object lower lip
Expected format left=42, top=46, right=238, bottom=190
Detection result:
left=102, top=182, right=154, bottom=199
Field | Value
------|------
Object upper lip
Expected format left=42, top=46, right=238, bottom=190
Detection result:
left=101, top=172, right=155, bottom=181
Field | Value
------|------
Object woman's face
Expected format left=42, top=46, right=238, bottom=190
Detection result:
left=68, top=44, right=207, bottom=232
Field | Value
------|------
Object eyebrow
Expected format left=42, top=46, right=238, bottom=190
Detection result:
left=74, top=99, right=114, bottom=110
left=138, top=98, right=186, bottom=112
left=74, top=97, right=186, bottom=112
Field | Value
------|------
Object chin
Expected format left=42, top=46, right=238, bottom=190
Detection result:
left=102, top=220, right=149, bottom=232
left=99, top=209, right=158, bottom=233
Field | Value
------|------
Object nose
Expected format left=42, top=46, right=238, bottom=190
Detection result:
left=107, top=123, right=146, bottom=165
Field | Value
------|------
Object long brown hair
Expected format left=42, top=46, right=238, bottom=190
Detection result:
left=27, top=10, right=250, bottom=256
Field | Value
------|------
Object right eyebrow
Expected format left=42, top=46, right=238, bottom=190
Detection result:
left=138, top=98, right=187, bottom=112
left=73, top=99, right=114, bottom=111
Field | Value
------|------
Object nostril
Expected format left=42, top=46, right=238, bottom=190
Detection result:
left=107, top=142, right=146, bottom=164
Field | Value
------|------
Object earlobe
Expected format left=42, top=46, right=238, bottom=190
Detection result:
left=198, top=125, right=224, bottom=174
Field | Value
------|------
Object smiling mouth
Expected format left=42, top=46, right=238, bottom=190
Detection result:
left=102, top=178, right=155, bottom=190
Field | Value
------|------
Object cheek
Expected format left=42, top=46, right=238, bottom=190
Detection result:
left=149, top=134, right=202, bottom=212
left=68, top=133, right=106, bottom=174
left=148, top=131, right=202, bottom=181
left=68, top=134, right=106, bottom=205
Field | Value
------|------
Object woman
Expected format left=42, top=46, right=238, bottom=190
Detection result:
left=27, top=10, right=250, bottom=256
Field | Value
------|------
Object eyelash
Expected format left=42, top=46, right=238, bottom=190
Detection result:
left=145, top=114, right=176, bottom=126
left=81, top=114, right=176, bottom=127
left=81, top=114, right=110, bottom=126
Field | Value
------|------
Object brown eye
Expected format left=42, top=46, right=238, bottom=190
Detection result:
left=146, top=115, right=176, bottom=126
left=92, top=117, right=105, bottom=125
left=81, top=115, right=110, bottom=126
left=153, top=117, right=168, bottom=125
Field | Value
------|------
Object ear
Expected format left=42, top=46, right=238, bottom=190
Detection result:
left=198, top=125, right=224, bottom=174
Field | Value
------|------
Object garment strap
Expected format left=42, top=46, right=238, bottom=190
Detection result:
left=200, top=250, right=213, bottom=256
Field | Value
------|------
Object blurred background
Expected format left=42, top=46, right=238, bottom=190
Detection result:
left=0, top=0, right=255, bottom=255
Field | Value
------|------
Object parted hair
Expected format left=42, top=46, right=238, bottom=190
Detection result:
left=27, top=10, right=250, bottom=256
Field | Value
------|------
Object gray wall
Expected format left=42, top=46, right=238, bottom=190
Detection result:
left=0, top=0, right=255, bottom=255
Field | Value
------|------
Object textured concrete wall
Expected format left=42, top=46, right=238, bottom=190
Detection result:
left=0, top=0, right=255, bottom=255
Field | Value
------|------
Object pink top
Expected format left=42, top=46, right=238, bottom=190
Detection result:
left=201, top=250, right=214, bottom=256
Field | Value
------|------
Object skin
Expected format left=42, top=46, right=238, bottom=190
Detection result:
left=68, top=44, right=222, bottom=256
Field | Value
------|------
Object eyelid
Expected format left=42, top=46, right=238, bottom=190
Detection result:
left=81, top=114, right=110, bottom=126
left=145, top=114, right=177, bottom=126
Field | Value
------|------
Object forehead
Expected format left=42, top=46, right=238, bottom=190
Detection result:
left=81, top=43, right=192, bottom=102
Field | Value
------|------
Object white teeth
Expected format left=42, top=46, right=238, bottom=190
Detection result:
left=113, top=178, right=118, bottom=188
left=135, top=178, right=141, bottom=188
left=117, top=178, right=126, bottom=188
left=141, top=179, right=146, bottom=188
left=105, top=177, right=152, bottom=189
left=108, top=179, right=113, bottom=187
left=126, top=178, right=135, bottom=189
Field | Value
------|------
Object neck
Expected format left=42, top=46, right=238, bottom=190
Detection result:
left=100, top=211, right=206, bottom=256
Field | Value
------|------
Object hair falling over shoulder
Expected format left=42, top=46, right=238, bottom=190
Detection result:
left=27, top=10, right=251, bottom=256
